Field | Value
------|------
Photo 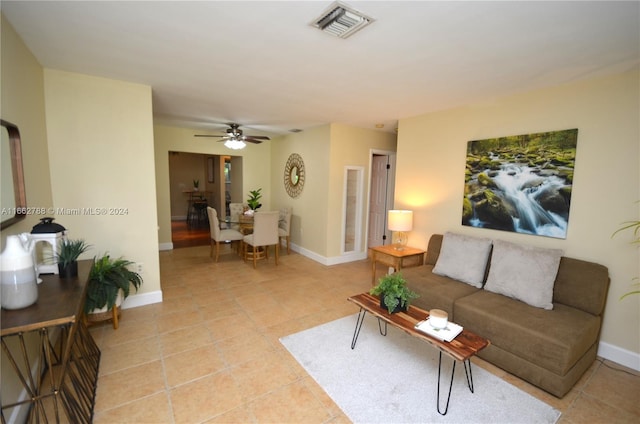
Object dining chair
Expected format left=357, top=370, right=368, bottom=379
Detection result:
left=243, top=211, right=279, bottom=268
left=207, top=207, right=243, bottom=262
left=278, top=207, right=292, bottom=254
left=228, top=203, right=245, bottom=231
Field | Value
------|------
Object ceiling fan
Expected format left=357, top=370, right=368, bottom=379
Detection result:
left=194, top=123, right=270, bottom=149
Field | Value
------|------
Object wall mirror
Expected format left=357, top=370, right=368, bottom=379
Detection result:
left=342, top=166, right=363, bottom=254
left=284, top=153, right=305, bottom=198
left=1, top=119, right=27, bottom=230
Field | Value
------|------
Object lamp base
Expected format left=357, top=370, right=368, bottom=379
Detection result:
left=392, top=231, right=408, bottom=250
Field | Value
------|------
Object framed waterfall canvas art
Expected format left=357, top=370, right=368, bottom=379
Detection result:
left=462, top=128, right=578, bottom=239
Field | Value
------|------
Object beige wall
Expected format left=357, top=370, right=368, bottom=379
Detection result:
left=396, top=70, right=640, bottom=367
left=42, top=69, right=161, bottom=306
left=0, top=15, right=53, bottom=240
left=154, top=124, right=272, bottom=248
left=270, top=125, right=331, bottom=258
left=0, top=16, right=54, bottom=422
left=327, top=124, right=397, bottom=258
left=269, top=124, right=397, bottom=260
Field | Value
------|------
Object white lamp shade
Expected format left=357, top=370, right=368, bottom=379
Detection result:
left=388, top=210, right=413, bottom=232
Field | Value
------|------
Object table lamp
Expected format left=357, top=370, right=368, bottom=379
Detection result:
left=388, top=210, right=413, bottom=250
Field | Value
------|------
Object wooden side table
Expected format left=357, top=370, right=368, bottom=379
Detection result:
left=369, top=244, right=426, bottom=285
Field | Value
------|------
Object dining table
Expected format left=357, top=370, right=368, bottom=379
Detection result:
left=223, top=214, right=254, bottom=234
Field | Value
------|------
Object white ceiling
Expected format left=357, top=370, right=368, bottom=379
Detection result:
left=2, top=1, right=639, bottom=137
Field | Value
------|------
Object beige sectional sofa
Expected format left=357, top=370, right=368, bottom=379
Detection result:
left=401, top=233, right=610, bottom=397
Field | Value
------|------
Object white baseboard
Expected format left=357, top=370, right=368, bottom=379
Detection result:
left=598, top=341, right=640, bottom=371
left=158, top=242, right=173, bottom=251
left=292, top=244, right=328, bottom=264
left=289, top=243, right=368, bottom=266
left=121, top=290, right=163, bottom=309
left=327, top=251, right=368, bottom=265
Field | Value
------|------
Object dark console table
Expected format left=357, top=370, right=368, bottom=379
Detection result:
left=1, top=260, right=100, bottom=423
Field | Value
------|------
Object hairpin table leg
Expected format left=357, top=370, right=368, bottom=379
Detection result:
left=436, top=352, right=474, bottom=415
left=463, top=358, right=474, bottom=393
left=350, top=308, right=367, bottom=349
left=378, top=318, right=387, bottom=336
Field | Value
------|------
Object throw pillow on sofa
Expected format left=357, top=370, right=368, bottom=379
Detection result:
left=432, top=232, right=493, bottom=288
left=484, top=239, right=563, bottom=310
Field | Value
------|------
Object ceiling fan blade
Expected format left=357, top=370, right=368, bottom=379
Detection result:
left=195, top=124, right=270, bottom=145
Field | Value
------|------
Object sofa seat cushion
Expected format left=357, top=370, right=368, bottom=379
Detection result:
left=454, top=289, right=601, bottom=376
left=402, top=265, right=479, bottom=319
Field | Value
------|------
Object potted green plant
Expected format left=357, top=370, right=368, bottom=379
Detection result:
left=247, top=188, right=263, bottom=210
left=370, top=272, right=419, bottom=313
left=84, top=254, right=143, bottom=324
left=193, top=179, right=200, bottom=191
left=54, top=238, right=91, bottom=278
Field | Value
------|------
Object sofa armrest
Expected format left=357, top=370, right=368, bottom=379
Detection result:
left=425, top=234, right=444, bottom=265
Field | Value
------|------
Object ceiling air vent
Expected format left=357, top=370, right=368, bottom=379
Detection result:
left=311, top=1, right=374, bottom=39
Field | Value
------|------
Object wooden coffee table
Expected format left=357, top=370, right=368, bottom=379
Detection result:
left=347, top=293, right=490, bottom=415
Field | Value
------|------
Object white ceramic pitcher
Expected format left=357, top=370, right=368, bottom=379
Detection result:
left=0, top=235, right=39, bottom=310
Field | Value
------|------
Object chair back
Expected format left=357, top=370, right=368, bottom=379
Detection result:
left=228, top=203, right=245, bottom=228
left=252, top=211, right=279, bottom=246
left=207, top=207, right=221, bottom=240
left=279, top=207, right=292, bottom=234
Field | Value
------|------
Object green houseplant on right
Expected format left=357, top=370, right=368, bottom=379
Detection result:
left=370, top=272, right=419, bottom=313
left=84, top=254, right=143, bottom=315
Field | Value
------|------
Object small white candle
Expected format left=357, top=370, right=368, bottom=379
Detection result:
left=429, top=309, right=448, bottom=329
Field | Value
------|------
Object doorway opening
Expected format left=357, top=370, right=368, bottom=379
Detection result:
left=168, top=151, right=243, bottom=248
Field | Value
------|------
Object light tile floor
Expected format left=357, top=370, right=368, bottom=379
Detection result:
left=90, top=245, right=640, bottom=423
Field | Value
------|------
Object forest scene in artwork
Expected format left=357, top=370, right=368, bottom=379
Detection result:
left=462, top=129, right=578, bottom=239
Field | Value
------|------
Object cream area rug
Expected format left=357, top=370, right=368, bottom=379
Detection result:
left=280, top=313, right=561, bottom=424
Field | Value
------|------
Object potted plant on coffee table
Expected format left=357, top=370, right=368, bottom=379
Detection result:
left=54, top=239, right=91, bottom=278
left=84, top=254, right=143, bottom=329
left=370, top=272, right=419, bottom=314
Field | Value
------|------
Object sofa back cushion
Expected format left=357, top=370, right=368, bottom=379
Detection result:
left=484, top=239, right=563, bottom=310
left=432, top=232, right=493, bottom=288
left=427, top=234, right=610, bottom=316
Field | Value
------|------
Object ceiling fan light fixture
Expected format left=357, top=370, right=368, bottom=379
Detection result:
left=224, top=138, right=246, bottom=150
left=311, top=1, right=374, bottom=39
